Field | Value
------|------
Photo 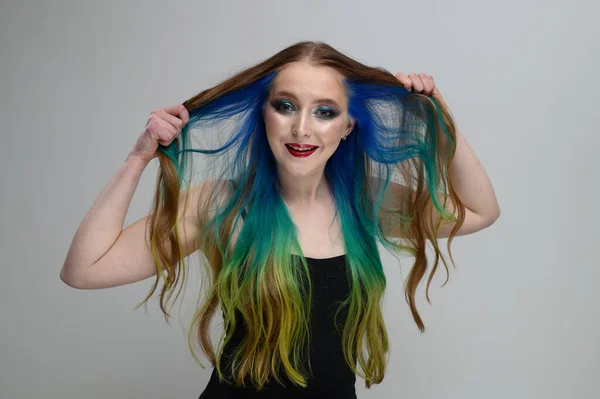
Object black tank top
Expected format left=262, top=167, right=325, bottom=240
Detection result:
left=199, top=209, right=357, bottom=398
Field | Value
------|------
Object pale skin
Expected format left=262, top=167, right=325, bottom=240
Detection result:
left=60, top=61, right=500, bottom=289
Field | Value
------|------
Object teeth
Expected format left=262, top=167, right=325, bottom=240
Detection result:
left=288, top=145, right=316, bottom=151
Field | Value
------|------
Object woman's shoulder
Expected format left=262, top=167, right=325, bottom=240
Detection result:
left=190, top=178, right=237, bottom=198
left=185, top=179, right=239, bottom=221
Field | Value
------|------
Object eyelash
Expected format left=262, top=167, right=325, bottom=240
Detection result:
left=271, top=100, right=339, bottom=120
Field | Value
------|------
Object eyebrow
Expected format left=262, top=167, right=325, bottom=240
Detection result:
left=272, top=90, right=341, bottom=108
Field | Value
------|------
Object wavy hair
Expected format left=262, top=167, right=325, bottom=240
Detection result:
left=135, top=41, right=464, bottom=390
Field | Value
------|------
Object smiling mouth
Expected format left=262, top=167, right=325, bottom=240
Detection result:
left=285, top=144, right=318, bottom=157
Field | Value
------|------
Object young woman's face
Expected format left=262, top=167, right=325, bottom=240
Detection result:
left=263, top=61, right=355, bottom=178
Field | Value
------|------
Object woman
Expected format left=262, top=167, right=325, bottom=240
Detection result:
left=61, top=41, right=500, bottom=398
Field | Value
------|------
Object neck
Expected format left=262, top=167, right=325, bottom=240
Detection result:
left=278, top=167, right=332, bottom=207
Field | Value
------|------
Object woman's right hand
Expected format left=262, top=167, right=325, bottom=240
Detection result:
left=131, top=104, right=190, bottom=162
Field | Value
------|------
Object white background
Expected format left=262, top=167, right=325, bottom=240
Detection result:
left=1, top=0, right=598, bottom=398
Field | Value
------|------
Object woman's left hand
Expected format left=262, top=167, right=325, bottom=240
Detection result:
left=395, top=72, right=452, bottom=151
left=394, top=72, right=446, bottom=105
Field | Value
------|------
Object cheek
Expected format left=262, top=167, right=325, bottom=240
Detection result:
left=314, top=121, right=345, bottom=144
left=263, top=112, right=286, bottom=157
left=264, top=110, right=289, bottom=137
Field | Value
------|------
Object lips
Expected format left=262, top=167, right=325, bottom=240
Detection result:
left=285, top=144, right=318, bottom=158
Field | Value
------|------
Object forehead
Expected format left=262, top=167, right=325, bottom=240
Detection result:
left=271, top=61, right=347, bottom=104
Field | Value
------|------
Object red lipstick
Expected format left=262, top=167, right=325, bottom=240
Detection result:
left=285, top=143, right=319, bottom=158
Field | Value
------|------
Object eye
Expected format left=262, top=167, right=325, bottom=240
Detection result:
left=272, top=100, right=295, bottom=113
left=314, top=107, right=338, bottom=120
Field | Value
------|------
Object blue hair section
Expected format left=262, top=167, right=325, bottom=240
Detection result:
left=340, top=80, right=454, bottom=222
left=158, top=71, right=278, bottom=186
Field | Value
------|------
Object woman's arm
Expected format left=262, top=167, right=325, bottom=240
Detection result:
left=433, top=127, right=501, bottom=237
left=377, top=128, right=501, bottom=239
left=385, top=73, right=501, bottom=238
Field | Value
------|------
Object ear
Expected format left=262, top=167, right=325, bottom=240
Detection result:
left=346, top=117, right=356, bottom=133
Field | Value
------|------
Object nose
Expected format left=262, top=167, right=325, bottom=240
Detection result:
left=292, top=111, right=310, bottom=137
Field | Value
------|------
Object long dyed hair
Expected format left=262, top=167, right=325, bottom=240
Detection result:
left=136, top=41, right=464, bottom=390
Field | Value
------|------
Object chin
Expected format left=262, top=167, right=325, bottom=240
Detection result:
left=285, top=166, right=314, bottom=177
left=274, top=148, right=330, bottom=177
left=277, top=161, right=319, bottom=177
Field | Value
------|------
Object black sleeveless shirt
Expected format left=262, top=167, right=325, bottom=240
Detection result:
left=199, top=212, right=357, bottom=398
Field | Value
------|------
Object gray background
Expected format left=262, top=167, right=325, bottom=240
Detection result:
left=1, top=0, right=598, bottom=398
